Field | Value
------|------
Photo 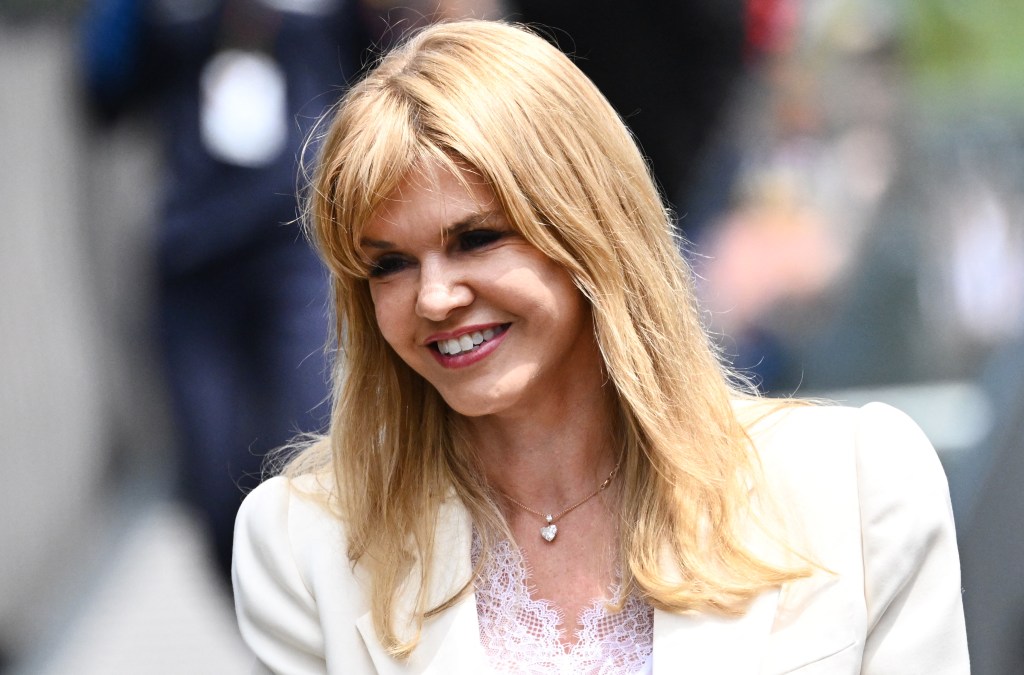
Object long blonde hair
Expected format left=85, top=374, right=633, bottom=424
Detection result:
left=289, top=19, right=806, bottom=657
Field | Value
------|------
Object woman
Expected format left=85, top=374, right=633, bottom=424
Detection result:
left=232, top=20, right=969, bottom=674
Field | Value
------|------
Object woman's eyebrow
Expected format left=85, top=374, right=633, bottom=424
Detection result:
left=359, top=210, right=504, bottom=250
left=442, top=210, right=503, bottom=239
left=360, top=237, right=394, bottom=250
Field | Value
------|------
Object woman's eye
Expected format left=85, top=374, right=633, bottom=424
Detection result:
left=368, top=255, right=409, bottom=278
left=458, top=229, right=503, bottom=251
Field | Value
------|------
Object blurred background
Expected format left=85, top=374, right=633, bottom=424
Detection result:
left=0, top=0, right=1021, bottom=672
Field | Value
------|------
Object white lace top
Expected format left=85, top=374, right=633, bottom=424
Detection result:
left=471, top=532, right=654, bottom=674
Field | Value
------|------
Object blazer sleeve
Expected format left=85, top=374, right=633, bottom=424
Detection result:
left=233, top=476, right=328, bottom=674
left=855, top=403, right=969, bottom=674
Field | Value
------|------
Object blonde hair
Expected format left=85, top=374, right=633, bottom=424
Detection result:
left=289, top=19, right=806, bottom=657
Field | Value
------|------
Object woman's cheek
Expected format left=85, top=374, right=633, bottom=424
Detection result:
left=372, top=292, right=408, bottom=352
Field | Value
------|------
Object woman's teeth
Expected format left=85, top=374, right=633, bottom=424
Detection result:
left=436, top=327, right=498, bottom=355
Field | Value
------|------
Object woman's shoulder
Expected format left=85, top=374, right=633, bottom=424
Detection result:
left=234, top=472, right=348, bottom=577
left=736, top=398, right=952, bottom=541
left=735, top=398, right=937, bottom=465
left=240, top=471, right=337, bottom=513
left=735, top=398, right=950, bottom=521
left=731, top=399, right=967, bottom=671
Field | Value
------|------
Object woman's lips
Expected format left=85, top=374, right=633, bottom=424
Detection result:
left=428, top=324, right=509, bottom=368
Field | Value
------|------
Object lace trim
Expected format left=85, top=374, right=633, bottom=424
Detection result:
left=471, top=531, right=653, bottom=674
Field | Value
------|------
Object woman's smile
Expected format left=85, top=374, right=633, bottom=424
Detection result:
left=427, top=323, right=510, bottom=367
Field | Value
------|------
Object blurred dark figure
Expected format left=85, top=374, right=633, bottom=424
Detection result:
left=511, top=0, right=750, bottom=241
left=78, top=0, right=367, bottom=584
left=509, top=1, right=801, bottom=391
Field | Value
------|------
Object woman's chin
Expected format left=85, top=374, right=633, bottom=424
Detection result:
left=436, top=385, right=518, bottom=419
left=441, top=396, right=500, bottom=419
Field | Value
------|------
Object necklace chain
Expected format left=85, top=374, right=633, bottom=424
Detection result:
left=497, top=458, right=622, bottom=542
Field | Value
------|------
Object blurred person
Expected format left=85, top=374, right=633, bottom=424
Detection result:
left=232, top=21, right=968, bottom=673
left=78, top=0, right=369, bottom=584
left=509, top=0, right=806, bottom=392
left=78, top=0, right=507, bottom=586
left=696, top=177, right=849, bottom=393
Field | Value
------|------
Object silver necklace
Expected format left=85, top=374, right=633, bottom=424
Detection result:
left=498, top=459, right=621, bottom=542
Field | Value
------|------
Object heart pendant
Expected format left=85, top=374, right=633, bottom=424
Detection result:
left=540, top=523, right=558, bottom=542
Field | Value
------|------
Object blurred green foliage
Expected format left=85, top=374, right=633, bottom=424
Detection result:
left=904, top=0, right=1024, bottom=108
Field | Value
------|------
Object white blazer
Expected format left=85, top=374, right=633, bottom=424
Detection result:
left=232, top=402, right=970, bottom=673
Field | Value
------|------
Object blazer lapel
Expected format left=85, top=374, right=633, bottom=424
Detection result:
left=653, top=587, right=780, bottom=674
left=356, top=594, right=487, bottom=674
left=355, top=497, right=488, bottom=674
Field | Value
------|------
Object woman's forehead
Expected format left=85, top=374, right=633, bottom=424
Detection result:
left=361, top=160, right=501, bottom=239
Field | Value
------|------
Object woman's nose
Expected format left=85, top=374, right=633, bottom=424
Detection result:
left=415, top=261, right=472, bottom=321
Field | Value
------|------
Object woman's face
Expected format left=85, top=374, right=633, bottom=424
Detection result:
left=361, top=161, right=601, bottom=419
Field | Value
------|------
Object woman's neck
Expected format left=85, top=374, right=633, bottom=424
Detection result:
left=463, top=382, right=620, bottom=507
